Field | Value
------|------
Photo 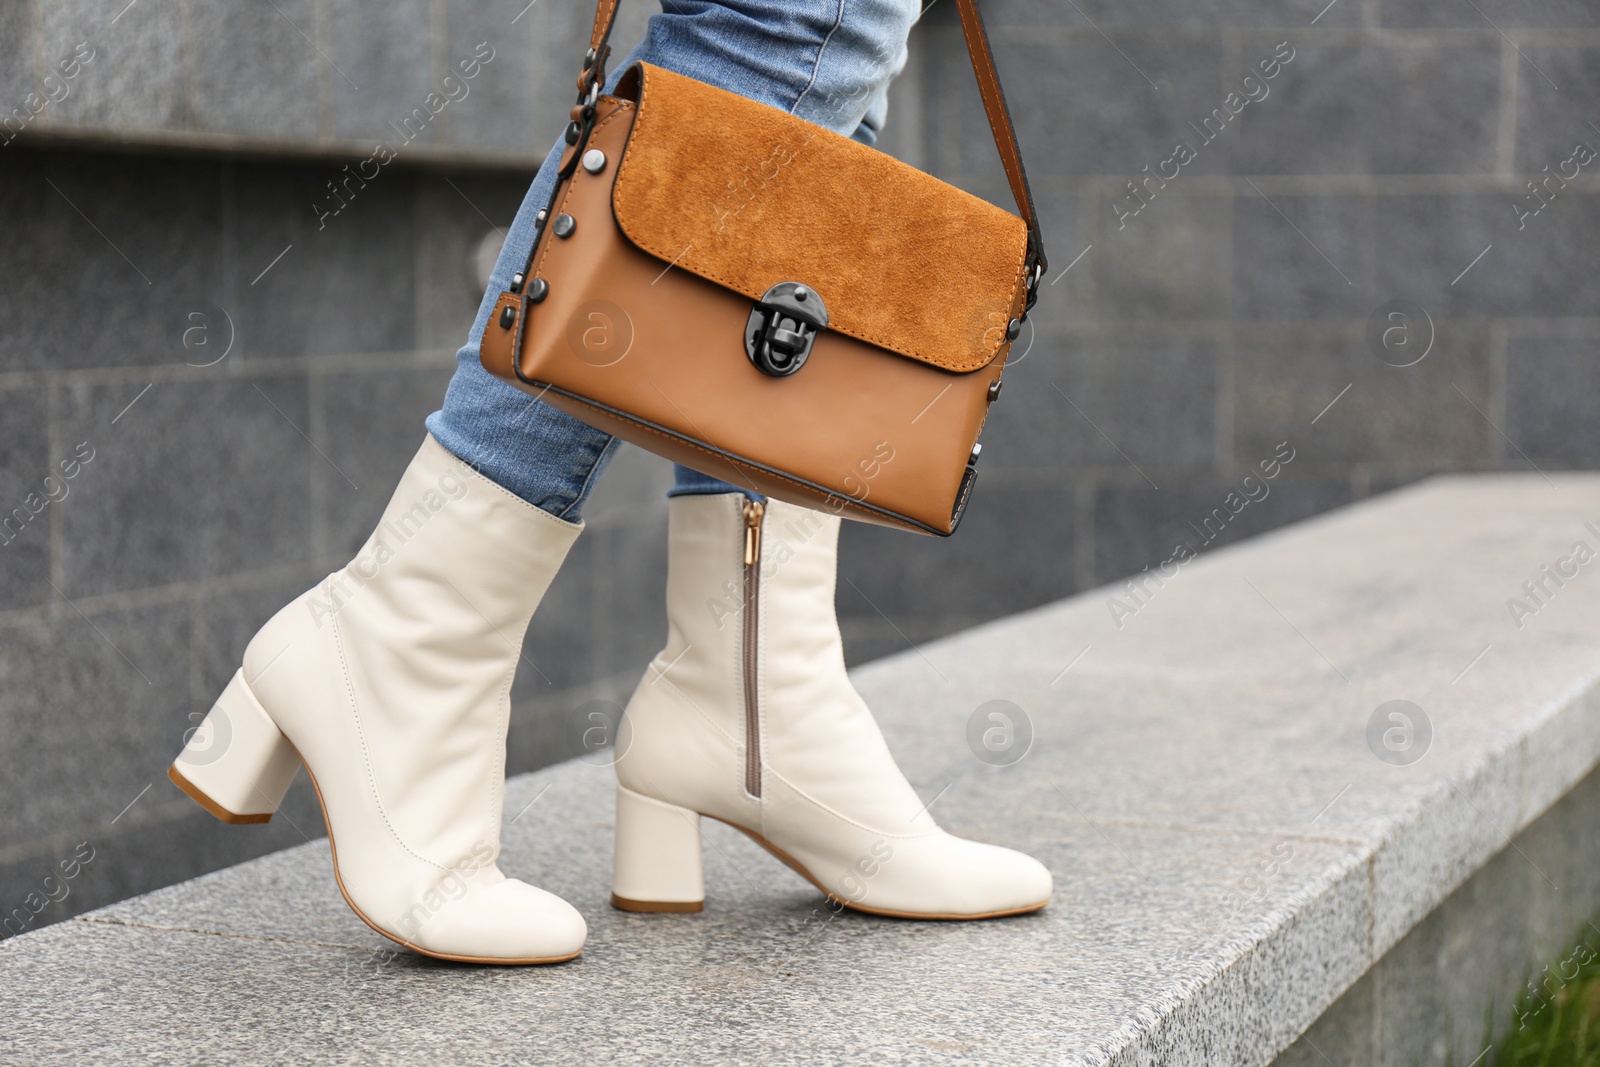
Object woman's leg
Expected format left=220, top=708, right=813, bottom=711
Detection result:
left=425, top=136, right=621, bottom=521
left=601, top=1, right=1050, bottom=921
left=428, top=0, right=920, bottom=510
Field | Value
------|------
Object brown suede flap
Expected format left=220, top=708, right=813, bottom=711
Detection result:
left=610, top=63, right=1030, bottom=374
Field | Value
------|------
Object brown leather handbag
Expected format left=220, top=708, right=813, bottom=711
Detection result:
left=480, top=0, right=1045, bottom=535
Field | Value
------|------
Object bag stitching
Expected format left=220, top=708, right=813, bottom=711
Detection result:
left=961, top=1, right=1032, bottom=228
left=552, top=389, right=953, bottom=533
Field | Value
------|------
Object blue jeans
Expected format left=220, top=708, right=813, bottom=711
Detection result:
left=425, top=0, right=921, bottom=521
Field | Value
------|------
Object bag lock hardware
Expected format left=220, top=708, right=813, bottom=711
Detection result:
left=745, top=282, right=828, bottom=378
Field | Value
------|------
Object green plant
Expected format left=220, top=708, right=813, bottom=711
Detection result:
left=1479, top=925, right=1600, bottom=1067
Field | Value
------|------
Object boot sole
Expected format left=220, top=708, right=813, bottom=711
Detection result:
left=172, top=741, right=582, bottom=967
left=613, top=810, right=1049, bottom=922
left=609, top=894, right=703, bottom=913
left=169, top=765, right=272, bottom=824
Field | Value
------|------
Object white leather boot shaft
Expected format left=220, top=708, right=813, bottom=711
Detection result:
left=614, top=493, right=1052, bottom=919
left=172, top=435, right=587, bottom=963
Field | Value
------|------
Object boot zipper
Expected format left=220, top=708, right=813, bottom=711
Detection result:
left=742, top=499, right=765, bottom=798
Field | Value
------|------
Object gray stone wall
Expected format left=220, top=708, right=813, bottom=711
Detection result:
left=2, top=0, right=1596, bottom=936
left=2, top=0, right=650, bottom=163
left=839, top=0, right=1600, bottom=660
left=1273, top=765, right=1600, bottom=1066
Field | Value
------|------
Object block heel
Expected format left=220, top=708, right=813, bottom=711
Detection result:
left=610, top=785, right=705, bottom=913
left=168, top=668, right=300, bottom=825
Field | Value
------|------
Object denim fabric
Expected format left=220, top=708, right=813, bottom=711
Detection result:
left=425, top=0, right=921, bottom=520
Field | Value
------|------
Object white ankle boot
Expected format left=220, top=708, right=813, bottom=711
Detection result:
left=612, top=493, right=1052, bottom=919
left=169, top=435, right=588, bottom=964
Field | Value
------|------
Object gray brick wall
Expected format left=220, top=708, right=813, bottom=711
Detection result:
left=837, top=1, right=1600, bottom=658
left=1, top=0, right=1596, bottom=935
left=6, top=0, right=651, bottom=163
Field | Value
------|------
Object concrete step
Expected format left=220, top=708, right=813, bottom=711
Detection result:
left=4, top=475, right=1599, bottom=1066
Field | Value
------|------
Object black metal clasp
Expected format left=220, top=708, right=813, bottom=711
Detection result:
left=745, top=282, right=828, bottom=377
left=566, top=47, right=610, bottom=145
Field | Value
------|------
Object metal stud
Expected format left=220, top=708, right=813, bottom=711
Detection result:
left=498, top=305, right=516, bottom=330
left=526, top=278, right=549, bottom=303
left=534, top=209, right=548, bottom=229
left=987, top=379, right=1003, bottom=402
left=510, top=272, right=525, bottom=293
left=581, top=149, right=607, bottom=174
left=553, top=213, right=576, bottom=238
left=1006, top=318, right=1023, bottom=340
left=969, top=443, right=983, bottom=464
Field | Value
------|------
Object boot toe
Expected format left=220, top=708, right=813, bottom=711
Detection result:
left=860, top=833, right=1052, bottom=919
left=966, top=840, right=1053, bottom=915
left=406, top=877, right=587, bottom=963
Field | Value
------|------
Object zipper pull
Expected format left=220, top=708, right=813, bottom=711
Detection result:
left=743, top=499, right=765, bottom=565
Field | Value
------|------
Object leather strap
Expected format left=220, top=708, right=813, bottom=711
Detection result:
left=579, top=0, right=1045, bottom=283
left=950, top=0, right=1043, bottom=283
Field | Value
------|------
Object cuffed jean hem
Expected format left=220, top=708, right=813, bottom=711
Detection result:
left=667, top=467, right=763, bottom=500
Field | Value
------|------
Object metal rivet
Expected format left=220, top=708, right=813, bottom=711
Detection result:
left=987, top=379, right=1003, bottom=402
left=498, top=305, right=516, bottom=330
left=581, top=149, right=607, bottom=174
left=794, top=286, right=809, bottom=301
left=527, top=278, right=549, bottom=303
left=970, top=443, right=983, bottom=463
left=553, top=213, right=576, bottom=238
left=511, top=272, right=525, bottom=293
left=1006, top=318, right=1022, bottom=341
left=534, top=209, right=548, bottom=229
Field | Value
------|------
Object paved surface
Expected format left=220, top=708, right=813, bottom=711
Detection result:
left=4, top=475, right=1599, bottom=1066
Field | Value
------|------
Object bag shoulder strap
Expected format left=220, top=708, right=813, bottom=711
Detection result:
left=579, top=0, right=1046, bottom=292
